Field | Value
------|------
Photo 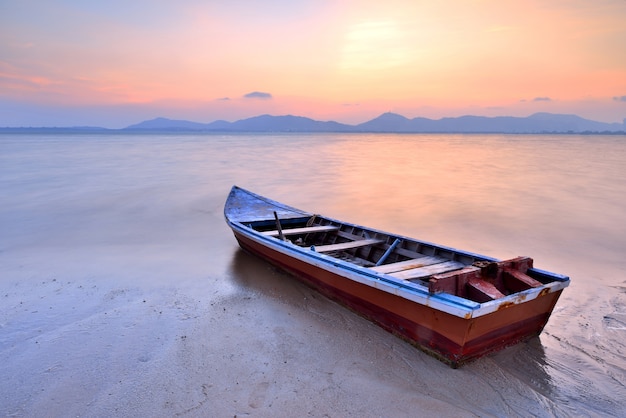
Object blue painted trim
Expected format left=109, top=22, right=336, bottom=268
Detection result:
left=228, top=221, right=480, bottom=311
left=528, top=267, right=570, bottom=282
left=224, top=185, right=569, bottom=315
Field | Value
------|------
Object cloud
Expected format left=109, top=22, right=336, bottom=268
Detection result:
left=533, top=97, right=552, bottom=102
left=243, top=91, right=272, bottom=100
left=613, top=95, right=626, bottom=102
left=216, top=97, right=230, bottom=101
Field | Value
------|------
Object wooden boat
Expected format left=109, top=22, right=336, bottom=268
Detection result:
left=224, top=186, right=570, bottom=367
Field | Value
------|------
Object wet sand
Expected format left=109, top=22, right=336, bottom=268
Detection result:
left=0, top=238, right=475, bottom=417
left=0, top=240, right=568, bottom=417
left=2, top=133, right=625, bottom=417
left=3, top=210, right=624, bottom=417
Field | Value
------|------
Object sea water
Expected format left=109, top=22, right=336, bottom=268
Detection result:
left=1, top=133, right=625, bottom=416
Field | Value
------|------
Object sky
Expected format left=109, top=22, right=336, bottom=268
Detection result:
left=1, top=0, right=625, bottom=128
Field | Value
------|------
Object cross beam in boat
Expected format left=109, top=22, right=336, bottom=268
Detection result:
left=262, top=225, right=339, bottom=237
left=388, top=260, right=466, bottom=280
left=370, top=256, right=450, bottom=274
left=313, top=238, right=383, bottom=253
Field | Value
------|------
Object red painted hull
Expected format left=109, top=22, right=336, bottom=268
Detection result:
left=233, top=232, right=563, bottom=367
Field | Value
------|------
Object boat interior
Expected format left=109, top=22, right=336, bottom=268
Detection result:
left=244, top=214, right=555, bottom=303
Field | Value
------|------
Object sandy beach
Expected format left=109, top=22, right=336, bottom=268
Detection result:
left=0, top=236, right=573, bottom=417
left=2, top=133, right=625, bottom=417
left=1, top=230, right=491, bottom=417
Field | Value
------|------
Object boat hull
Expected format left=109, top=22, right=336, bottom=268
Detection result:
left=232, top=230, right=562, bottom=367
left=224, top=185, right=568, bottom=367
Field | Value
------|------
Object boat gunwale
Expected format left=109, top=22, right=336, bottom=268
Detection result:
left=224, top=186, right=571, bottom=319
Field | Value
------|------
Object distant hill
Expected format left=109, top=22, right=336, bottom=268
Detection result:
left=125, top=117, right=208, bottom=130
left=124, top=112, right=624, bottom=134
left=126, top=114, right=353, bottom=132
left=355, top=112, right=625, bottom=133
left=2, top=112, right=624, bottom=134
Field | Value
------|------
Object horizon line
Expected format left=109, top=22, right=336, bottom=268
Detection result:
left=2, top=110, right=625, bottom=130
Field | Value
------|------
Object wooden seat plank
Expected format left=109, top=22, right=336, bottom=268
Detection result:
left=502, top=267, right=543, bottom=292
left=262, top=225, right=339, bottom=237
left=467, top=277, right=506, bottom=302
left=370, top=256, right=447, bottom=273
left=314, top=239, right=383, bottom=253
left=390, top=260, right=466, bottom=280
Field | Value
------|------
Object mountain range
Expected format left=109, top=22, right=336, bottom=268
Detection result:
left=125, top=112, right=626, bottom=133
left=3, top=112, right=625, bottom=134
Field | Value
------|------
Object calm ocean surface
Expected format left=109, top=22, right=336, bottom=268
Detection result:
left=1, top=133, right=625, bottom=416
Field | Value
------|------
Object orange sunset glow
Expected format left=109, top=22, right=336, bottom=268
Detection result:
left=1, top=0, right=625, bottom=127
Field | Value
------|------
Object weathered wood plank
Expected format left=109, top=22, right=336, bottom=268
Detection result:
left=429, top=266, right=482, bottom=295
left=313, top=239, right=383, bottom=253
left=467, top=277, right=506, bottom=302
left=262, top=225, right=339, bottom=237
left=370, top=256, right=448, bottom=273
left=497, top=256, right=533, bottom=272
left=502, top=268, right=543, bottom=292
left=390, top=260, right=465, bottom=280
